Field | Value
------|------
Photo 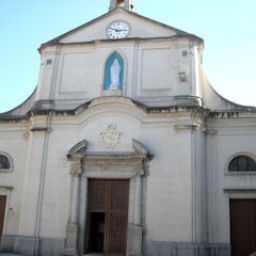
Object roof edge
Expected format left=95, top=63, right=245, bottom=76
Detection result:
left=39, top=8, right=203, bottom=52
left=40, top=35, right=203, bottom=49
left=0, top=87, right=37, bottom=117
left=204, top=78, right=256, bottom=112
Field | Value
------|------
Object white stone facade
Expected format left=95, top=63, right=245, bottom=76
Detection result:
left=0, top=3, right=255, bottom=256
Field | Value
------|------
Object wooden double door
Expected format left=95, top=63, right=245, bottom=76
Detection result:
left=86, top=179, right=129, bottom=255
left=230, top=199, right=256, bottom=256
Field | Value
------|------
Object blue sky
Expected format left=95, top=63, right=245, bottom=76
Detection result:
left=1, top=0, right=256, bottom=113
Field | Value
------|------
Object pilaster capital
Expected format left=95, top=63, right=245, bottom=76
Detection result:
left=69, top=162, right=82, bottom=177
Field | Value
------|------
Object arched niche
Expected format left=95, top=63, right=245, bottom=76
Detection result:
left=103, top=52, right=124, bottom=91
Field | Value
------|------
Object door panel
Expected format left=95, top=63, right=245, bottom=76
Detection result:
left=108, top=211, right=128, bottom=254
left=88, top=180, right=107, bottom=212
left=108, top=180, right=129, bottom=254
left=230, top=199, right=256, bottom=256
left=0, top=196, right=6, bottom=236
left=110, top=180, right=129, bottom=210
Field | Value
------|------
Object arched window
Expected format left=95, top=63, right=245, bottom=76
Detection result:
left=103, top=52, right=124, bottom=91
left=228, top=155, right=256, bottom=172
left=0, top=155, right=10, bottom=169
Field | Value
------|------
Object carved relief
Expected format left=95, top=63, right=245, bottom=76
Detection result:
left=100, top=124, right=123, bottom=150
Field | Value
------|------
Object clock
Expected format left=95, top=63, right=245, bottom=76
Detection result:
left=107, top=21, right=130, bottom=39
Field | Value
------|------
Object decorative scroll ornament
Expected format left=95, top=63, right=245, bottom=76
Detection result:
left=100, top=124, right=123, bottom=150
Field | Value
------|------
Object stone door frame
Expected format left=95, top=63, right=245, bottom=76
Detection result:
left=64, top=139, right=152, bottom=256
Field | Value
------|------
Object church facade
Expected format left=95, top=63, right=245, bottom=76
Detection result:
left=0, top=1, right=256, bottom=256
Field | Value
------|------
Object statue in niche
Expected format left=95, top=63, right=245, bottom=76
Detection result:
left=109, top=59, right=121, bottom=90
left=103, top=52, right=124, bottom=90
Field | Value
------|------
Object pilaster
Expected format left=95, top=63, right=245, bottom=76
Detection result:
left=64, top=162, right=82, bottom=256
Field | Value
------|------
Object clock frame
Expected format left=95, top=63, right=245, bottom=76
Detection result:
left=107, top=21, right=130, bottom=39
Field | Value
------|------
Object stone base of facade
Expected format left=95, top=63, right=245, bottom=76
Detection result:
left=144, top=241, right=231, bottom=256
left=0, top=235, right=65, bottom=256
left=0, top=236, right=230, bottom=256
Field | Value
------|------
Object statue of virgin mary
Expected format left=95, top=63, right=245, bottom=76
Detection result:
left=109, top=59, right=121, bottom=90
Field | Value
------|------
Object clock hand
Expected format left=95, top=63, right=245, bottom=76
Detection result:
left=110, top=28, right=127, bottom=32
left=115, top=29, right=126, bottom=32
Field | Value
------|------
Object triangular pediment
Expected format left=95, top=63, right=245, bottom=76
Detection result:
left=41, top=8, right=193, bottom=48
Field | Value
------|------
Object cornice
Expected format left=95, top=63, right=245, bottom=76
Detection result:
left=1, top=96, right=256, bottom=123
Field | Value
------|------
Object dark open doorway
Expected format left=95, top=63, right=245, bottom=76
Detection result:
left=88, top=212, right=105, bottom=253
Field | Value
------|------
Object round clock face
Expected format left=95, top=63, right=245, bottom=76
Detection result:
left=107, top=21, right=129, bottom=39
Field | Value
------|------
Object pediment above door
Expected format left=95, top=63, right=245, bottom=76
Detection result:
left=67, top=138, right=153, bottom=163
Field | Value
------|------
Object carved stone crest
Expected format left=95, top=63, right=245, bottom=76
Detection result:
left=100, top=124, right=123, bottom=150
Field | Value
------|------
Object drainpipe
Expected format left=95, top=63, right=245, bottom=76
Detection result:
left=33, top=111, right=53, bottom=255
left=141, top=159, right=149, bottom=256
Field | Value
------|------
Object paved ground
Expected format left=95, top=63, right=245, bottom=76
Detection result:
left=0, top=254, right=22, bottom=256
